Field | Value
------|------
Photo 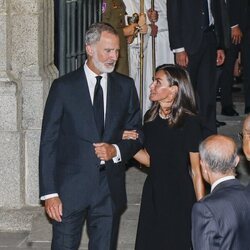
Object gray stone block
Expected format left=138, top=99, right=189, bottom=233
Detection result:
left=0, top=131, right=21, bottom=208
left=0, top=207, right=42, bottom=231
left=0, top=82, right=17, bottom=131
left=0, top=231, right=29, bottom=247
left=25, top=130, right=41, bottom=205
left=22, top=81, right=43, bottom=129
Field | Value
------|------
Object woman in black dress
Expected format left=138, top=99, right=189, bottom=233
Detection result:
left=123, top=64, right=205, bottom=249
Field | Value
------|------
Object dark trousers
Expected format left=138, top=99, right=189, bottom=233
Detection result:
left=220, top=43, right=240, bottom=108
left=186, top=30, right=217, bottom=138
left=242, top=24, right=250, bottom=109
left=51, top=172, right=119, bottom=250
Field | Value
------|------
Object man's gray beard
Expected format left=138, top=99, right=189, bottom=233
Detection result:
left=93, top=55, right=116, bottom=73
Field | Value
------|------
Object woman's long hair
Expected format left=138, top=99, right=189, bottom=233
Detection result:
left=145, top=64, right=197, bottom=127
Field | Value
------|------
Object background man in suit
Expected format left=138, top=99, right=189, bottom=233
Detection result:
left=219, top=0, right=248, bottom=116
left=39, top=23, right=142, bottom=250
left=241, top=0, right=250, bottom=114
left=192, top=134, right=250, bottom=250
left=167, top=0, right=225, bottom=138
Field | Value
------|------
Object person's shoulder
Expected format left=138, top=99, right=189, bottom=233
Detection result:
left=205, top=182, right=245, bottom=206
left=52, top=67, right=85, bottom=87
left=109, top=71, right=136, bottom=91
left=109, top=71, right=134, bottom=83
left=183, top=113, right=200, bottom=121
left=192, top=198, right=212, bottom=215
left=53, top=67, right=84, bottom=86
left=182, top=113, right=201, bottom=127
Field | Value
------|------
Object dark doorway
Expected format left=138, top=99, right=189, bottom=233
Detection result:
left=54, top=0, right=102, bottom=76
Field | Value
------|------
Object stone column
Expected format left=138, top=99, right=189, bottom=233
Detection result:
left=0, top=0, right=21, bottom=208
left=9, top=0, right=57, bottom=206
left=0, top=0, right=57, bottom=230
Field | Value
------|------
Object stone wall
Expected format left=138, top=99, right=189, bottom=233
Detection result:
left=0, top=0, right=57, bottom=229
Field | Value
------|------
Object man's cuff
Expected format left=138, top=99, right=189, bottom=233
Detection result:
left=112, top=144, right=122, bottom=163
left=40, top=193, right=59, bottom=201
left=173, top=47, right=185, bottom=53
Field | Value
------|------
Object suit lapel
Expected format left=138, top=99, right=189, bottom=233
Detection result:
left=74, top=68, right=100, bottom=142
left=103, top=73, right=121, bottom=141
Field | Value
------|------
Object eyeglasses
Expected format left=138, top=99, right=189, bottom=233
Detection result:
left=238, top=132, right=243, bottom=142
left=238, top=132, right=250, bottom=142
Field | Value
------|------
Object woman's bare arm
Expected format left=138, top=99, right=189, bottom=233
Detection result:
left=189, top=152, right=205, bottom=200
left=133, top=149, right=150, bottom=167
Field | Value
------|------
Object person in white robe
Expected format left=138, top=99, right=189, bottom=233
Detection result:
left=124, top=0, right=174, bottom=114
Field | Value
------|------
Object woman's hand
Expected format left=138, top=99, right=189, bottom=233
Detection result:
left=122, top=130, right=150, bottom=167
left=122, top=130, right=139, bottom=140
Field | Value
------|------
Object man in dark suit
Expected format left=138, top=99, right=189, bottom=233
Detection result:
left=242, top=0, right=250, bottom=114
left=39, top=23, right=142, bottom=250
left=192, top=134, right=250, bottom=249
left=219, top=0, right=249, bottom=116
left=167, top=0, right=225, bottom=138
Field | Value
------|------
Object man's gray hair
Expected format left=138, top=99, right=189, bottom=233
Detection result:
left=199, top=136, right=238, bottom=174
left=85, top=22, right=118, bottom=45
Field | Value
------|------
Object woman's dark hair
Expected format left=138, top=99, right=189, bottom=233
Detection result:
left=145, top=64, right=197, bottom=127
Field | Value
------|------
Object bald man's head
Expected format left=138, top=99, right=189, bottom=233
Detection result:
left=199, top=135, right=238, bottom=174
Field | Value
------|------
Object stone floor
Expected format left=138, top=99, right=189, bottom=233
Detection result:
left=1, top=83, right=250, bottom=249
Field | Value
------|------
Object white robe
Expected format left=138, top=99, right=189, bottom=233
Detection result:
left=124, top=0, right=174, bottom=114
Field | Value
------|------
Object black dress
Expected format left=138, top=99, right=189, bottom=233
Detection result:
left=135, top=114, right=202, bottom=250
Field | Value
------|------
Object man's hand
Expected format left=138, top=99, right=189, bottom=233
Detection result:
left=150, top=23, right=158, bottom=37
left=231, top=26, right=243, bottom=45
left=216, top=49, right=225, bottom=66
left=45, top=197, right=63, bottom=222
left=93, top=143, right=117, bottom=161
left=147, top=8, right=159, bottom=23
left=123, top=23, right=137, bottom=37
left=175, top=51, right=189, bottom=67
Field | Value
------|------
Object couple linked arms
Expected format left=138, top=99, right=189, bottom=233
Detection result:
left=122, top=130, right=150, bottom=167
left=123, top=130, right=205, bottom=200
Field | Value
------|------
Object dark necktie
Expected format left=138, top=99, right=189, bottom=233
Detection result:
left=93, top=76, right=104, bottom=138
left=202, top=0, right=209, bottom=30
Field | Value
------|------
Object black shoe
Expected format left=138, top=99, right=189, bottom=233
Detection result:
left=216, top=120, right=226, bottom=127
left=221, top=106, right=239, bottom=116
left=245, top=107, right=250, bottom=114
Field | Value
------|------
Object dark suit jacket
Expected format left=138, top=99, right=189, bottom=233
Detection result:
left=167, top=0, right=224, bottom=54
left=227, top=0, right=248, bottom=30
left=39, top=67, right=142, bottom=213
left=192, top=179, right=250, bottom=250
left=220, top=0, right=249, bottom=49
